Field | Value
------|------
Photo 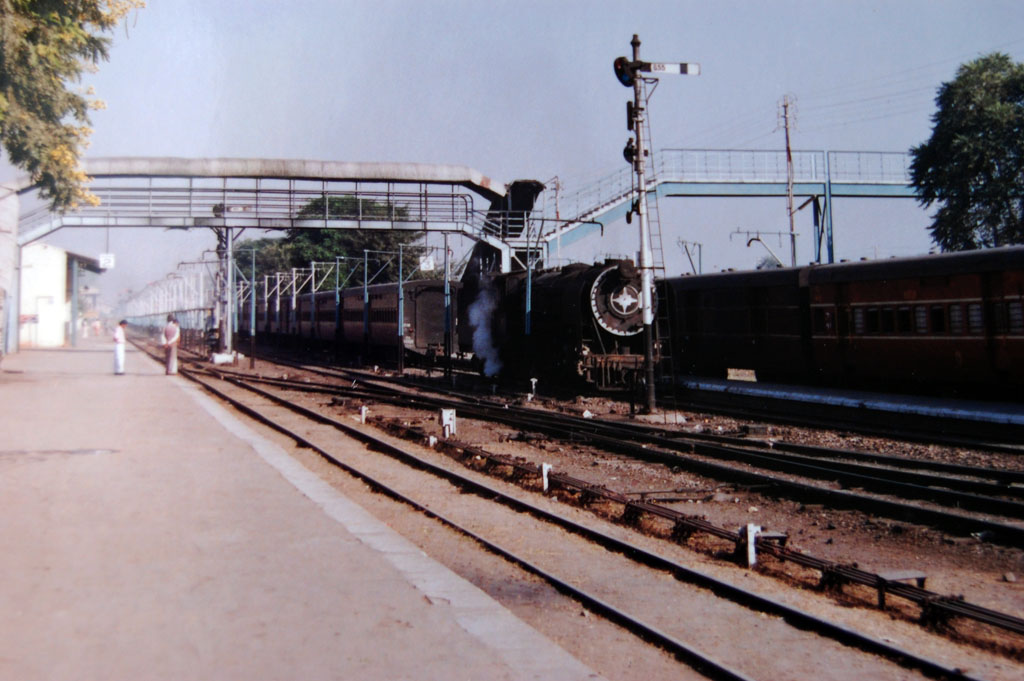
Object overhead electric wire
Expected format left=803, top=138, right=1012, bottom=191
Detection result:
left=666, top=39, right=1024, bottom=151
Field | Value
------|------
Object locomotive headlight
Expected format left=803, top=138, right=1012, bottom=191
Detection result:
left=590, top=266, right=645, bottom=337
left=609, top=285, right=640, bottom=317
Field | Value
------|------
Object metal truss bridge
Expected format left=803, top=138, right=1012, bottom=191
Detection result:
left=13, top=150, right=915, bottom=270
left=14, top=157, right=533, bottom=267
left=547, top=149, right=916, bottom=264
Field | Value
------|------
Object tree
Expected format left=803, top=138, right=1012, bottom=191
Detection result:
left=236, top=195, right=429, bottom=285
left=0, top=1, right=144, bottom=210
left=910, top=53, right=1024, bottom=250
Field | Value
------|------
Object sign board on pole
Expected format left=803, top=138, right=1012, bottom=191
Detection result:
left=99, top=253, right=115, bottom=270
left=642, top=62, right=701, bottom=76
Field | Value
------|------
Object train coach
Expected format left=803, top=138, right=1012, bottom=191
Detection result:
left=339, top=280, right=458, bottom=364
left=242, top=279, right=458, bottom=366
left=662, top=246, right=1024, bottom=396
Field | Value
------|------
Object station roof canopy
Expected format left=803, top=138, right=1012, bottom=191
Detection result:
left=66, top=250, right=102, bottom=273
left=81, top=157, right=505, bottom=200
left=7, top=157, right=504, bottom=200
left=10, top=156, right=514, bottom=249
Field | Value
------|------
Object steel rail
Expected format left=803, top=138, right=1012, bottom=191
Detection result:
left=180, top=365, right=992, bottom=680
left=455, top=399, right=1024, bottom=510
left=550, top=409, right=1024, bottom=487
left=191, top=362, right=1024, bottom=639
left=204, top=364, right=1024, bottom=546
left=177, top=368, right=755, bottom=681
left=248, top=354, right=1024, bottom=485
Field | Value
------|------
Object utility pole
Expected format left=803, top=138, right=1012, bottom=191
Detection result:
left=614, top=34, right=700, bottom=413
left=779, top=94, right=797, bottom=267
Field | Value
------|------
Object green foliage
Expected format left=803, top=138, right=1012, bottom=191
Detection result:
left=236, top=195, right=430, bottom=286
left=0, top=1, right=143, bottom=210
left=910, top=53, right=1024, bottom=250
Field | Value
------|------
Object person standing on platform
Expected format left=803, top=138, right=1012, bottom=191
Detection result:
left=162, top=315, right=180, bottom=375
left=113, top=320, right=127, bottom=375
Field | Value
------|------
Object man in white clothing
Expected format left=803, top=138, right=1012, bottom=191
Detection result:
left=113, top=320, right=127, bottom=375
left=162, top=315, right=180, bottom=375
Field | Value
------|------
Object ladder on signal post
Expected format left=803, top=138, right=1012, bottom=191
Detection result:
left=640, top=79, right=678, bottom=419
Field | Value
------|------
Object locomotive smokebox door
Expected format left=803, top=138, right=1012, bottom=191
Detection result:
left=590, top=266, right=644, bottom=337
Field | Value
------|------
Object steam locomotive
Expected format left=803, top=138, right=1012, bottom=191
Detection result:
left=459, top=259, right=648, bottom=389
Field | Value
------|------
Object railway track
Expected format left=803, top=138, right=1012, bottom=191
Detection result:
left=205, top=357, right=1024, bottom=548
left=168, top=357, right=1007, bottom=681
left=245, top=339, right=1024, bottom=450
left=132, top=341, right=1023, bottom=664
left=145, top=344, right=1024, bottom=631
left=199, top=362, right=1024, bottom=632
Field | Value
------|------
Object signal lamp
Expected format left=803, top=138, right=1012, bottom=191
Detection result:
left=614, top=56, right=635, bottom=87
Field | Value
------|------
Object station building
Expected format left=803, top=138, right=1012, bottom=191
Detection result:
left=17, top=242, right=101, bottom=348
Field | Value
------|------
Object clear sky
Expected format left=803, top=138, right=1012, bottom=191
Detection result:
left=8, top=0, right=1024, bottom=301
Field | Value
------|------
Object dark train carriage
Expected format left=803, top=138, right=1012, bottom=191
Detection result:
left=315, top=290, right=338, bottom=339
left=340, top=285, right=402, bottom=350
left=291, top=290, right=337, bottom=340
left=270, top=294, right=296, bottom=336
left=663, top=268, right=808, bottom=381
left=403, top=280, right=457, bottom=353
left=339, top=279, right=457, bottom=362
left=807, top=247, right=1024, bottom=392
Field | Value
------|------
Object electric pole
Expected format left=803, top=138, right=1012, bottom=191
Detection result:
left=779, top=94, right=797, bottom=267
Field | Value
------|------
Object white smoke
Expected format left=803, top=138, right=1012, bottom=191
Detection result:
left=467, top=281, right=502, bottom=376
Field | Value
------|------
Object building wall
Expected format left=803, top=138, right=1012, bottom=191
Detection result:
left=19, top=243, right=68, bottom=348
left=0, top=187, right=18, bottom=355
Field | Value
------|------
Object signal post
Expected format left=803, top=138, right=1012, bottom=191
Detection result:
left=614, top=34, right=700, bottom=412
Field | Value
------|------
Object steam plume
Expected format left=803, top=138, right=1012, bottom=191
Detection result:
left=467, top=280, right=502, bottom=376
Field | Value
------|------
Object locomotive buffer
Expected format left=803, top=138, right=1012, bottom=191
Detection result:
left=614, top=34, right=700, bottom=411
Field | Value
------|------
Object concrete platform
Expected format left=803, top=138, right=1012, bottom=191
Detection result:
left=0, top=340, right=602, bottom=680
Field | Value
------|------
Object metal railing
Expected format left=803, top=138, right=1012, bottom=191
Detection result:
left=549, top=149, right=914, bottom=226
left=826, top=150, right=912, bottom=184
left=658, top=149, right=829, bottom=183
left=19, top=182, right=479, bottom=234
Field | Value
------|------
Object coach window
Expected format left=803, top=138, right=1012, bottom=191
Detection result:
left=812, top=307, right=836, bottom=335
left=949, top=304, right=964, bottom=334
left=915, top=306, right=928, bottom=333
left=897, top=306, right=912, bottom=333
left=930, top=305, right=947, bottom=333
left=853, top=307, right=866, bottom=334
left=967, top=303, right=984, bottom=334
left=992, top=302, right=1008, bottom=334
left=866, top=307, right=880, bottom=333
left=1003, top=303, right=1019, bottom=333
left=880, top=307, right=895, bottom=333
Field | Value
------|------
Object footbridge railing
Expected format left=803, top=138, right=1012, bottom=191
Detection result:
left=542, top=149, right=917, bottom=263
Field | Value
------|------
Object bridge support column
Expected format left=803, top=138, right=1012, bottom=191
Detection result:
left=824, top=152, right=835, bottom=263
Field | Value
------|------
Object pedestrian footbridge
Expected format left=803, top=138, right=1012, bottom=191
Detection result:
left=548, top=149, right=916, bottom=263
left=8, top=150, right=916, bottom=270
